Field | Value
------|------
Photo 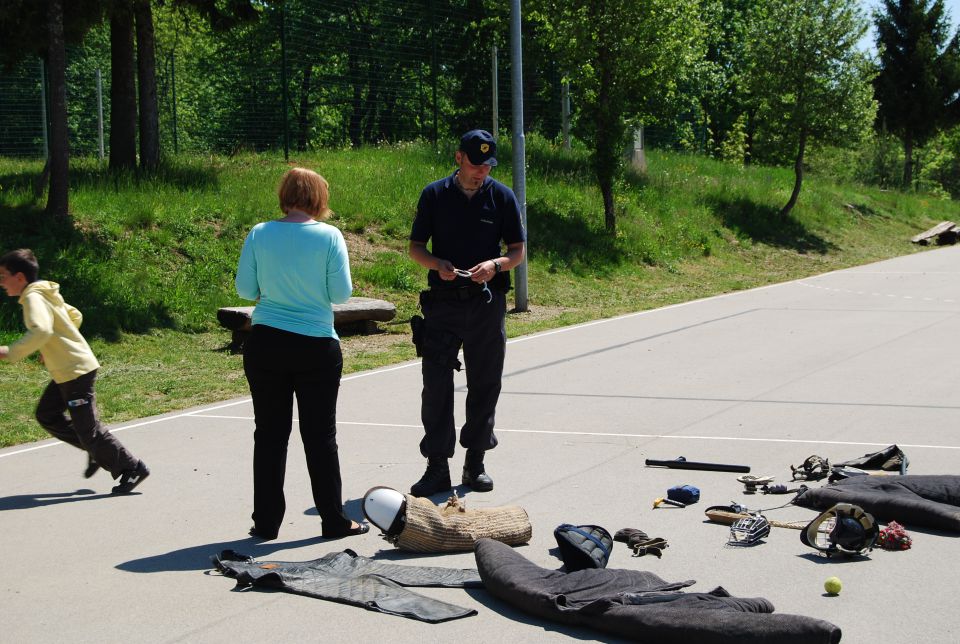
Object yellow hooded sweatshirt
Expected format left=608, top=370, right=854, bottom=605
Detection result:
left=1, top=281, right=99, bottom=383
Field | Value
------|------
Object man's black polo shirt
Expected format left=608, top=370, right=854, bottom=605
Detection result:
left=410, top=171, right=526, bottom=291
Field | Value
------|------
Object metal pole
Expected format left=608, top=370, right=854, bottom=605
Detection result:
left=96, top=68, right=105, bottom=161
left=430, top=0, right=439, bottom=148
left=40, top=59, right=49, bottom=159
left=279, top=6, right=290, bottom=160
left=510, top=0, right=528, bottom=311
left=562, top=79, right=570, bottom=151
left=170, top=51, right=179, bottom=154
left=491, top=44, right=499, bottom=136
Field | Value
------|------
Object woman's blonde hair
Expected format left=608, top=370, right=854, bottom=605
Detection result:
left=278, top=167, right=331, bottom=219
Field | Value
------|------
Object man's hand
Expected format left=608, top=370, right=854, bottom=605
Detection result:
left=437, top=259, right=458, bottom=281
left=467, top=260, right=498, bottom=283
left=409, top=241, right=458, bottom=280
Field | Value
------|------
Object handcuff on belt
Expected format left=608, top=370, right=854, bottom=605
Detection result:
left=454, top=269, right=493, bottom=303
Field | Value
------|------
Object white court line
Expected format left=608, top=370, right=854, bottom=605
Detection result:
left=0, top=258, right=948, bottom=461
left=798, top=280, right=957, bottom=304
left=184, top=413, right=960, bottom=451
left=0, top=397, right=254, bottom=459
left=1, top=276, right=803, bottom=460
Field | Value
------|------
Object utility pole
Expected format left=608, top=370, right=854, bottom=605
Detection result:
left=510, top=0, right=528, bottom=311
left=96, top=68, right=105, bottom=161
left=491, top=44, right=499, bottom=136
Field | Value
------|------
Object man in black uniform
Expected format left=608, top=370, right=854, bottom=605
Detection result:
left=408, top=129, right=526, bottom=497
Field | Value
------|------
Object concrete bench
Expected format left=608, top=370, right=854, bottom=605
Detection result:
left=218, top=297, right=397, bottom=351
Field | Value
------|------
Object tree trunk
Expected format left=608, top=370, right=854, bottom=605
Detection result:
left=347, top=51, right=363, bottom=147
left=296, top=64, right=312, bottom=151
left=45, top=0, right=69, bottom=219
left=134, top=0, right=160, bottom=170
left=110, top=2, right=138, bottom=171
left=594, top=45, right=618, bottom=235
left=903, top=137, right=914, bottom=189
left=744, top=109, right=756, bottom=166
left=362, top=67, right=381, bottom=143
left=600, top=176, right=615, bottom=234
left=780, top=128, right=807, bottom=219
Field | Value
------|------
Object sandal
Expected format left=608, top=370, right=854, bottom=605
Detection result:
left=322, top=521, right=370, bottom=539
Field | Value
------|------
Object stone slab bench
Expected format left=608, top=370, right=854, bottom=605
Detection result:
left=218, top=297, right=397, bottom=351
left=911, top=220, right=959, bottom=245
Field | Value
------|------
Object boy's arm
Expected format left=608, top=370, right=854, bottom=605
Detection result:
left=4, top=292, right=54, bottom=362
left=65, top=302, right=83, bottom=328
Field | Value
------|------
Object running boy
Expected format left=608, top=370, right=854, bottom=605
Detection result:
left=0, top=249, right=149, bottom=493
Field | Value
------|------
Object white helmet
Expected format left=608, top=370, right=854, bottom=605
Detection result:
left=362, top=486, right=407, bottom=536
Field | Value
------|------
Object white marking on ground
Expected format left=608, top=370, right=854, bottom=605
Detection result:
left=799, top=281, right=956, bottom=303
left=181, top=414, right=960, bottom=450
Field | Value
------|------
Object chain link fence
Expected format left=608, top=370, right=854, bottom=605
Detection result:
left=0, top=1, right=707, bottom=161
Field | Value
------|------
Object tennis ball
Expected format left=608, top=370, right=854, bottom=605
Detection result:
left=824, top=576, right=842, bottom=595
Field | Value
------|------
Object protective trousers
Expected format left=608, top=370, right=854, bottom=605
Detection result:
left=417, top=288, right=506, bottom=458
left=214, top=549, right=482, bottom=622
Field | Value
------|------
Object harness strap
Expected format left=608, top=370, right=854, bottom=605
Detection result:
left=560, top=525, right=610, bottom=557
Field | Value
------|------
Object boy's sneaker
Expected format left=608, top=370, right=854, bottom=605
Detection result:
left=83, top=454, right=100, bottom=479
left=112, top=461, right=150, bottom=494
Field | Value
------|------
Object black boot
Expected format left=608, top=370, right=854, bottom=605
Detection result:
left=462, top=449, right=494, bottom=492
left=83, top=454, right=100, bottom=479
left=410, top=456, right=451, bottom=497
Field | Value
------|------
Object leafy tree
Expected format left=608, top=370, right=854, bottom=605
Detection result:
left=0, top=0, right=102, bottom=219
left=0, top=1, right=102, bottom=69
left=744, top=0, right=875, bottom=218
left=531, top=0, right=705, bottom=234
left=699, top=0, right=761, bottom=164
left=135, top=0, right=160, bottom=170
left=46, top=0, right=69, bottom=218
left=109, top=1, right=138, bottom=170
left=874, top=0, right=960, bottom=188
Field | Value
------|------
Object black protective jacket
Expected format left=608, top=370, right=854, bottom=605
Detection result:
left=474, top=538, right=841, bottom=643
left=794, top=474, right=960, bottom=533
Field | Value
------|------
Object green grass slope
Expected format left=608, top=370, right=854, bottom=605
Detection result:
left=1, top=135, right=956, bottom=447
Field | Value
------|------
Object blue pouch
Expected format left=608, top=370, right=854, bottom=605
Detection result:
left=667, top=485, right=700, bottom=505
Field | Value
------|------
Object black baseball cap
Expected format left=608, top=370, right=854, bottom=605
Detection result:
left=459, top=129, right=498, bottom=166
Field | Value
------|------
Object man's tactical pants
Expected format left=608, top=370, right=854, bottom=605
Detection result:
left=416, top=287, right=506, bottom=458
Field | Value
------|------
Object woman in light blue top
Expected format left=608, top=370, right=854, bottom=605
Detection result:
left=236, top=167, right=368, bottom=541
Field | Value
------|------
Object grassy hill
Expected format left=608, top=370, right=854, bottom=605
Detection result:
left=1, top=135, right=957, bottom=447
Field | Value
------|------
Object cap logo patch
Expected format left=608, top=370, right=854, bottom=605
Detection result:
left=480, top=143, right=490, bottom=153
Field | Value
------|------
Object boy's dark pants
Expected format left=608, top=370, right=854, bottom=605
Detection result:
left=35, top=369, right=139, bottom=478
left=418, top=288, right=506, bottom=459
left=242, top=324, right=351, bottom=536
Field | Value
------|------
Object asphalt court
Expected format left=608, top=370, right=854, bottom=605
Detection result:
left=3, top=246, right=960, bottom=643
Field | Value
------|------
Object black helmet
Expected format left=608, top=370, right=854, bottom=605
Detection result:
left=554, top=524, right=612, bottom=571
left=801, top=503, right=878, bottom=557
left=831, top=516, right=868, bottom=549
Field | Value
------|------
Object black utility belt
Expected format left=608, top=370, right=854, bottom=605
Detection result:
left=425, top=285, right=504, bottom=301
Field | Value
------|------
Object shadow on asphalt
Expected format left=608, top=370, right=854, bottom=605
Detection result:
left=0, top=488, right=113, bottom=510
left=116, top=536, right=324, bottom=573
left=463, top=587, right=624, bottom=642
